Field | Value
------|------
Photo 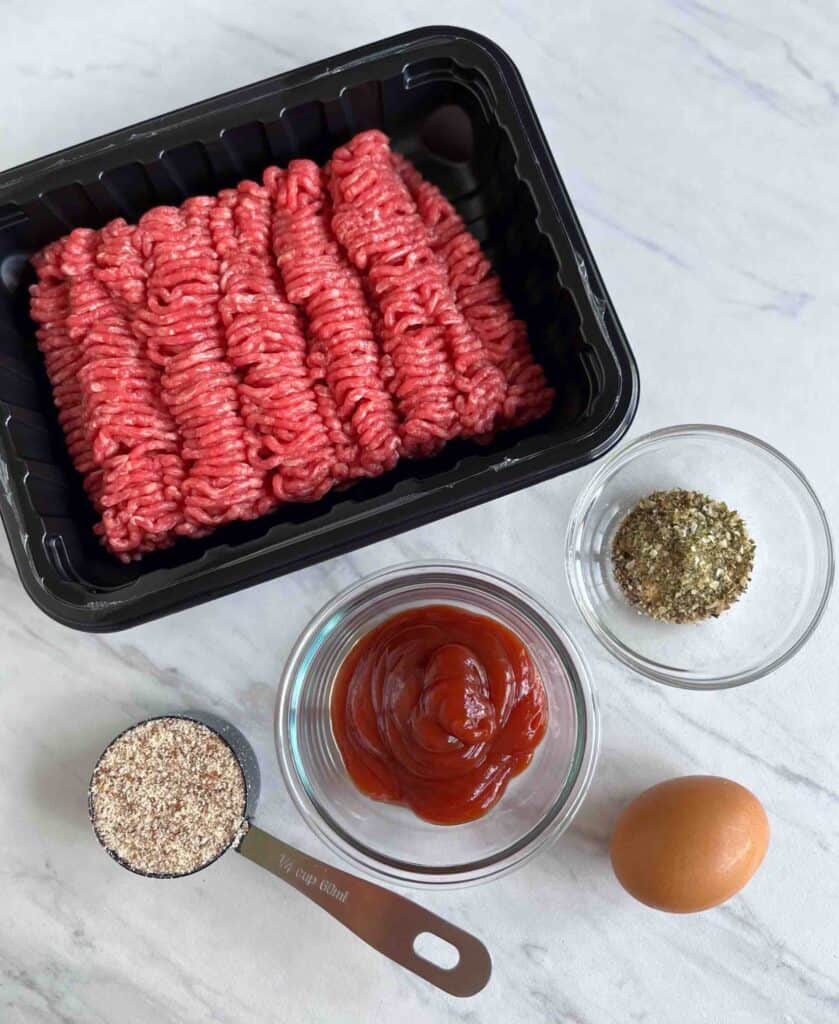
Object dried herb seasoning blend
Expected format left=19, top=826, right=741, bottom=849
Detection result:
left=611, top=489, right=755, bottom=624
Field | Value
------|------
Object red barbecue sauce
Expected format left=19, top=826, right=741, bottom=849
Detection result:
left=331, top=605, right=548, bottom=825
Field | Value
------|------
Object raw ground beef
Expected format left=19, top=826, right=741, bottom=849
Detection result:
left=270, top=159, right=401, bottom=479
left=29, top=131, right=555, bottom=561
left=393, top=152, right=554, bottom=429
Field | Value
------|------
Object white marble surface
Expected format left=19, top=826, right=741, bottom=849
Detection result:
left=1, top=1, right=838, bottom=1021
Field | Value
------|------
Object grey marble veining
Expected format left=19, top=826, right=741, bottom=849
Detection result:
left=1, top=2, right=838, bottom=1021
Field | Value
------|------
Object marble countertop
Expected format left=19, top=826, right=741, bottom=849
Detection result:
left=2, top=2, right=838, bottom=1021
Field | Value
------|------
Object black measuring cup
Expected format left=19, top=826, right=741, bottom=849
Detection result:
left=89, top=712, right=492, bottom=998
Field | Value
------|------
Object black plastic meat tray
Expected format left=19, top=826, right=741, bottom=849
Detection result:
left=0, top=26, right=639, bottom=631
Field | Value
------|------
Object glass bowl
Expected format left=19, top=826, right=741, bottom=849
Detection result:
left=276, top=562, right=599, bottom=888
left=566, top=425, right=833, bottom=689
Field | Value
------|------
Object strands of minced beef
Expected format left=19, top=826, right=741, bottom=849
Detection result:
left=30, top=238, right=103, bottom=508
left=270, top=160, right=401, bottom=478
left=61, top=227, right=180, bottom=560
left=95, top=217, right=146, bottom=308
left=208, top=187, right=280, bottom=517
left=263, top=167, right=355, bottom=484
left=330, top=138, right=457, bottom=458
left=136, top=199, right=265, bottom=531
left=329, top=130, right=505, bottom=454
left=393, top=155, right=554, bottom=429
left=97, top=219, right=187, bottom=539
left=211, top=179, right=337, bottom=503
left=69, top=222, right=186, bottom=559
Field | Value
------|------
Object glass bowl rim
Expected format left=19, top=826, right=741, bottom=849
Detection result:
left=565, top=423, right=834, bottom=690
left=275, top=560, right=600, bottom=888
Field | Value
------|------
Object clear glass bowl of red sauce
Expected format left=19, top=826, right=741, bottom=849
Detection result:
left=276, top=563, right=599, bottom=888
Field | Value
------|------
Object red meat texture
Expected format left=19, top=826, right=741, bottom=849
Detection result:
left=28, top=131, right=554, bottom=560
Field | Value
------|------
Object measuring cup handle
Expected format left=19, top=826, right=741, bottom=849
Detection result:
left=237, top=825, right=491, bottom=997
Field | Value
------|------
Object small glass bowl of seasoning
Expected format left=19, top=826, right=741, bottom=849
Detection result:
left=566, top=424, right=833, bottom=689
left=276, top=562, right=599, bottom=888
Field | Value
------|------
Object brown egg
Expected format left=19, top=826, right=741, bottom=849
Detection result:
left=610, top=775, right=769, bottom=913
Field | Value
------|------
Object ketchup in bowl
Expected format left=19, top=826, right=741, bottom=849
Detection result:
left=331, top=605, right=548, bottom=824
